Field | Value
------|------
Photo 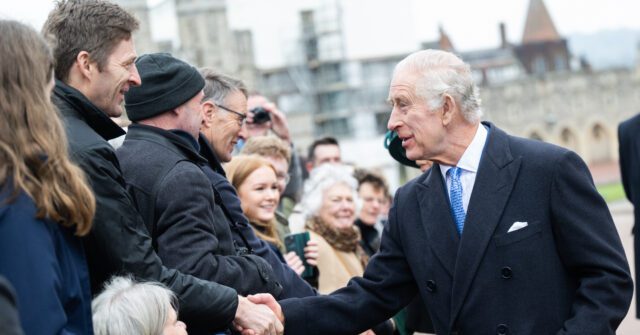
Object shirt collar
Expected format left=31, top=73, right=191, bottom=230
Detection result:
left=440, top=124, right=488, bottom=178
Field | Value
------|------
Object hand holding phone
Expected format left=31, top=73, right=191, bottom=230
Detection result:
left=284, top=232, right=314, bottom=278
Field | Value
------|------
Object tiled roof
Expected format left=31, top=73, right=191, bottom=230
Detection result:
left=521, top=0, right=561, bottom=43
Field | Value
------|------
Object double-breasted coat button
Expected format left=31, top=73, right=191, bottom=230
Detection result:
left=496, top=323, right=509, bottom=334
left=501, top=266, right=513, bottom=279
left=426, top=280, right=437, bottom=292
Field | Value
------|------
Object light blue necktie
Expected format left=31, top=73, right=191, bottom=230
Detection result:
left=448, top=167, right=465, bottom=235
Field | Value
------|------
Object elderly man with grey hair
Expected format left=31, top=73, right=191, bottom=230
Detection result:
left=197, top=69, right=317, bottom=299
left=249, top=49, right=633, bottom=335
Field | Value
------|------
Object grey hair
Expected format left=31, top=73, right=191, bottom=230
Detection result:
left=394, top=49, right=482, bottom=123
left=92, top=276, right=177, bottom=335
left=300, top=164, right=361, bottom=220
left=199, top=67, right=248, bottom=104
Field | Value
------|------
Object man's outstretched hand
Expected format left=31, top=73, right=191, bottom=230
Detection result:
left=233, top=295, right=284, bottom=335
left=248, top=293, right=285, bottom=323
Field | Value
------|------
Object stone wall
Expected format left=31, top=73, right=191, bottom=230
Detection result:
left=481, top=67, right=640, bottom=163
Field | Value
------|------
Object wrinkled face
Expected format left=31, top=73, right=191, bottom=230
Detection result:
left=163, top=308, right=187, bottom=335
left=387, top=69, right=445, bottom=161
left=319, top=182, right=356, bottom=230
left=208, top=90, right=248, bottom=162
left=263, top=155, right=289, bottom=194
left=237, top=166, right=280, bottom=224
left=85, top=37, right=140, bottom=117
left=312, top=144, right=341, bottom=167
left=177, top=91, right=205, bottom=139
left=358, top=182, right=385, bottom=226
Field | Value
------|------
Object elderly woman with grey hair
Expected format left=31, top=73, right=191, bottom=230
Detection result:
left=92, top=277, right=187, bottom=335
left=299, top=164, right=367, bottom=294
left=299, top=165, right=395, bottom=335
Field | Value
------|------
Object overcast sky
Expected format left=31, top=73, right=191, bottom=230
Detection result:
left=1, top=0, right=638, bottom=68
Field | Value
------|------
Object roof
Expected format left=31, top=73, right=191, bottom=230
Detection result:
left=521, top=0, right=561, bottom=44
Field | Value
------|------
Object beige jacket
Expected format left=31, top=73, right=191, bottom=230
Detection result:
left=309, top=230, right=364, bottom=294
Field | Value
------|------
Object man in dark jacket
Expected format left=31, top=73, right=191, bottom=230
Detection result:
left=197, top=69, right=317, bottom=299
left=116, top=53, right=283, bottom=335
left=252, top=49, right=632, bottom=335
left=43, top=1, right=282, bottom=334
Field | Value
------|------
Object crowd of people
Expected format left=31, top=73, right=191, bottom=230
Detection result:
left=0, top=0, right=636, bottom=335
left=0, top=1, right=401, bottom=334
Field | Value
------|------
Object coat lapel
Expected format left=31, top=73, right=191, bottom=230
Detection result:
left=449, top=124, right=522, bottom=326
left=417, top=165, right=460, bottom=277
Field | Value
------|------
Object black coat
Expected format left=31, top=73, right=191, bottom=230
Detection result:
left=280, top=123, right=632, bottom=335
left=618, top=113, right=640, bottom=317
left=198, top=136, right=316, bottom=299
left=116, top=124, right=282, bottom=299
left=355, top=218, right=434, bottom=334
left=53, top=81, right=237, bottom=332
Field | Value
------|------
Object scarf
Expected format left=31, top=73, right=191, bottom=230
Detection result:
left=306, top=216, right=369, bottom=267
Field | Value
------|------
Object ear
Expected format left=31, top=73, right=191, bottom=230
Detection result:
left=441, top=94, right=457, bottom=126
left=75, top=51, right=97, bottom=80
left=171, top=105, right=182, bottom=117
left=201, top=100, right=216, bottom=127
left=305, top=161, right=314, bottom=173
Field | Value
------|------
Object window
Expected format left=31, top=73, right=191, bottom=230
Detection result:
left=532, top=55, right=546, bottom=75
left=316, top=118, right=350, bottom=137
left=554, top=54, right=567, bottom=72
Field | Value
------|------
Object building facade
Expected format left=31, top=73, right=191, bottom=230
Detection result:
left=255, top=0, right=637, bottom=189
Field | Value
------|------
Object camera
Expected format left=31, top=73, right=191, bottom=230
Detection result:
left=250, top=107, right=271, bottom=124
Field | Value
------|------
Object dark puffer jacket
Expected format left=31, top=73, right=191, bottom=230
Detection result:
left=52, top=81, right=238, bottom=332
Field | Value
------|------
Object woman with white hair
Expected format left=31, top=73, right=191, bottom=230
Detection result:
left=92, top=277, right=187, bottom=335
left=299, top=164, right=367, bottom=294
left=300, top=164, right=394, bottom=335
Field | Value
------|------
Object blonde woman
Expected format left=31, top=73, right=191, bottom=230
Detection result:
left=226, top=155, right=317, bottom=277
left=0, top=20, right=95, bottom=334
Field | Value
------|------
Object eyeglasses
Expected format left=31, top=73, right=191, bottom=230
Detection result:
left=215, top=103, right=247, bottom=125
left=276, top=172, right=291, bottom=184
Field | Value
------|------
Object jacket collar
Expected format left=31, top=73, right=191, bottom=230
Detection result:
left=198, top=134, right=226, bottom=176
left=53, top=80, right=125, bottom=141
left=126, top=124, right=208, bottom=165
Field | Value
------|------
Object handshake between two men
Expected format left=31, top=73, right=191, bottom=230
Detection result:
left=234, top=294, right=284, bottom=335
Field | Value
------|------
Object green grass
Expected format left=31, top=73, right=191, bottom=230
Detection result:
left=596, top=182, right=626, bottom=203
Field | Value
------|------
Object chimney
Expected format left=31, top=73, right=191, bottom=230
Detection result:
left=499, top=22, right=508, bottom=48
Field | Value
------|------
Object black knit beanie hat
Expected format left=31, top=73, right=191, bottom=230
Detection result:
left=125, top=53, right=205, bottom=121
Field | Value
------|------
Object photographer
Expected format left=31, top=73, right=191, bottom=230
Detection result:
left=246, top=95, right=304, bottom=216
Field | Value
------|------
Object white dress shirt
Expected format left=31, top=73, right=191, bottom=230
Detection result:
left=440, top=124, right=488, bottom=213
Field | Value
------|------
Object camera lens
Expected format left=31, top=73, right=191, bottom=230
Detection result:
left=251, top=107, right=271, bottom=124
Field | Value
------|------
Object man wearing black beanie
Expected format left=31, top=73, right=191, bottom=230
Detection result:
left=117, top=53, right=284, bottom=335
